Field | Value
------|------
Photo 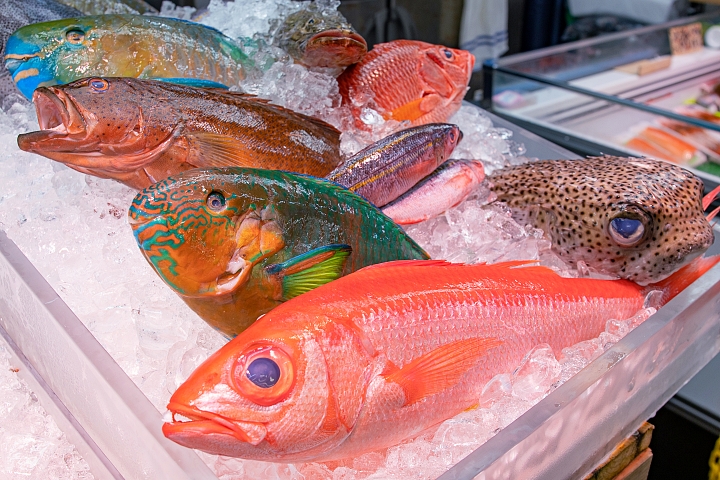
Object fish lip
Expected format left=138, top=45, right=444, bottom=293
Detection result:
left=32, top=87, right=87, bottom=139
left=304, top=30, right=367, bottom=67
left=164, top=402, right=267, bottom=445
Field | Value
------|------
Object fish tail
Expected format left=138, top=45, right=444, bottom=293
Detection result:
left=646, top=255, right=720, bottom=305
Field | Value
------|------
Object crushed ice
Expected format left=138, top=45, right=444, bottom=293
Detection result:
left=0, top=342, right=94, bottom=479
left=0, top=1, right=664, bottom=478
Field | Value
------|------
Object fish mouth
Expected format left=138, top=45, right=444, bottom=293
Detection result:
left=164, top=402, right=267, bottom=445
left=17, top=87, right=93, bottom=154
left=304, top=30, right=368, bottom=67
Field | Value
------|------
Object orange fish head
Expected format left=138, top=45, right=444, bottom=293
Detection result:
left=163, top=315, right=365, bottom=462
left=418, top=45, right=474, bottom=102
left=129, top=169, right=286, bottom=299
left=17, top=77, right=173, bottom=172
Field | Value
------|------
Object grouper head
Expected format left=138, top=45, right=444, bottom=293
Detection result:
left=17, top=77, right=180, bottom=182
left=275, top=4, right=367, bottom=69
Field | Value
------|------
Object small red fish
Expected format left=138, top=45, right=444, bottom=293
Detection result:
left=162, top=255, right=719, bottom=463
left=338, top=40, right=474, bottom=128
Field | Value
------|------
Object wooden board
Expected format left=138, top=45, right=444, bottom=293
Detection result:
left=584, top=423, right=654, bottom=480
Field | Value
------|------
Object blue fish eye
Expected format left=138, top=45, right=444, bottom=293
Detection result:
left=443, top=49, right=453, bottom=59
left=609, top=217, right=645, bottom=246
left=206, top=191, right=225, bottom=211
left=246, top=357, right=280, bottom=388
left=89, top=78, right=109, bottom=92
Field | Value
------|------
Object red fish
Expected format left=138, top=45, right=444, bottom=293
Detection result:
left=337, top=40, right=474, bottom=128
left=162, top=255, right=719, bottom=463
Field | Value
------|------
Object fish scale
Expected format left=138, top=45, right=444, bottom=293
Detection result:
left=129, top=167, right=428, bottom=338
left=162, top=256, right=720, bottom=462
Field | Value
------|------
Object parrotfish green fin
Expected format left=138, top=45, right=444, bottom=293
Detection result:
left=186, top=132, right=256, bottom=168
left=266, top=244, right=352, bottom=301
left=151, top=77, right=230, bottom=89
left=384, top=337, right=504, bottom=406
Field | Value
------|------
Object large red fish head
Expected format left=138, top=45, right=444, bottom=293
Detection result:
left=163, top=314, right=375, bottom=462
left=17, top=77, right=177, bottom=179
left=418, top=44, right=475, bottom=108
left=128, top=169, right=287, bottom=301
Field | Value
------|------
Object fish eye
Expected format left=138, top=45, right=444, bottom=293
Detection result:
left=233, top=344, right=295, bottom=406
left=443, top=49, right=453, bottom=59
left=206, top=191, right=225, bottom=211
left=607, top=205, right=652, bottom=247
left=307, top=18, right=315, bottom=25
left=610, top=218, right=644, bottom=246
left=89, top=78, right=109, bottom=92
left=66, top=29, right=84, bottom=44
left=246, top=358, right=281, bottom=388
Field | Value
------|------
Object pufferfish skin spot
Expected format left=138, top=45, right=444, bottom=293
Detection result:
left=488, top=155, right=715, bottom=285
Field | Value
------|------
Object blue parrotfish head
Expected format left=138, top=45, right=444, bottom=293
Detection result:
left=4, top=16, right=103, bottom=99
left=4, top=30, right=59, bottom=99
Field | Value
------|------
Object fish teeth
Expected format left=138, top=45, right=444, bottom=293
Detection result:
left=165, top=411, right=193, bottom=423
left=227, top=251, right=247, bottom=275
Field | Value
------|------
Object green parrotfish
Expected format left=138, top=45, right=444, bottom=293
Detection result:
left=128, top=167, right=429, bottom=338
left=4, top=14, right=256, bottom=99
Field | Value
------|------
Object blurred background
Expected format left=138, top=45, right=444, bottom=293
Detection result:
left=147, top=0, right=720, bottom=101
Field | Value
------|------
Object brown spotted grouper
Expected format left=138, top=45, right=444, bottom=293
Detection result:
left=489, top=155, right=716, bottom=285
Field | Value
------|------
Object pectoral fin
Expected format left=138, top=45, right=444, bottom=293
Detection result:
left=186, top=132, right=255, bottom=168
left=266, top=244, right=352, bottom=300
left=384, top=337, right=503, bottom=406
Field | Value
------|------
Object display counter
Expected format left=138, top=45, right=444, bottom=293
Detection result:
left=482, top=11, right=720, bottom=192
left=1, top=109, right=718, bottom=480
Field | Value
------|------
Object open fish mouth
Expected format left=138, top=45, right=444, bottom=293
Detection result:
left=164, top=402, right=267, bottom=445
left=305, top=30, right=368, bottom=67
left=27, top=87, right=88, bottom=144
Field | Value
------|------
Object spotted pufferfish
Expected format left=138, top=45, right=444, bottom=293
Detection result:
left=488, top=155, right=718, bottom=285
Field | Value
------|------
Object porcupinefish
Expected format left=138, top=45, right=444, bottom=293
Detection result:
left=488, top=155, right=717, bottom=284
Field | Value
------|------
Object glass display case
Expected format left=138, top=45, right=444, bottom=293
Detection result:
left=482, top=11, right=720, bottom=192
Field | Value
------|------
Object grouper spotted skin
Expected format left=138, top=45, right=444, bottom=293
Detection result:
left=489, top=155, right=716, bottom=285
left=17, top=77, right=342, bottom=189
left=128, top=167, right=429, bottom=338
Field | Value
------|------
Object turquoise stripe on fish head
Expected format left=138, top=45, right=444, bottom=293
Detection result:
left=4, top=32, right=58, bottom=99
left=129, top=171, right=282, bottom=298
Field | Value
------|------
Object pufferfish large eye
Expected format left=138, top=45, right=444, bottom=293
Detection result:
left=232, top=344, right=295, bottom=406
left=608, top=205, right=652, bottom=247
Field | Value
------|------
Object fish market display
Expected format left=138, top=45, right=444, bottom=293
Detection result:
left=4, top=14, right=254, bottom=99
left=625, top=125, right=705, bottom=166
left=383, top=158, right=486, bottom=224
left=163, top=255, right=719, bottom=462
left=129, top=167, right=429, bottom=338
left=0, top=0, right=80, bottom=105
left=270, top=0, right=367, bottom=71
left=489, top=155, right=716, bottom=284
left=17, top=77, right=342, bottom=189
left=657, top=105, right=720, bottom=159
left=338, top=40, right=474, bottom=128
left=57, top=0, right=158, bottom=15
left=327, top=123, right=461, bottom=207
